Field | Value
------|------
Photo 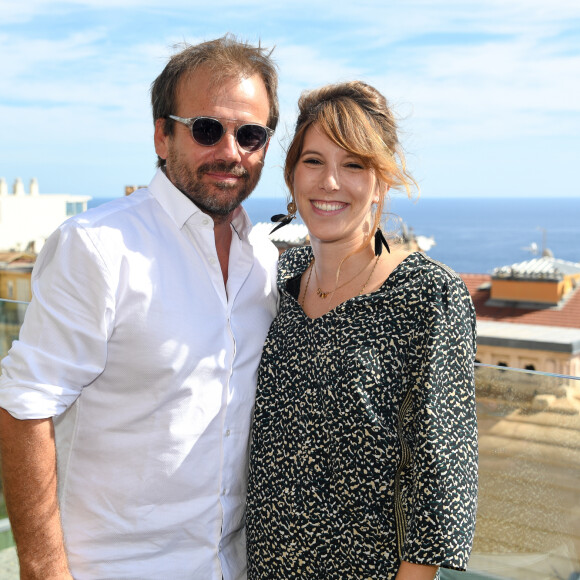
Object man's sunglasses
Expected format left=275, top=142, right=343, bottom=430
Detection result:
left=168, top=115, right=274, bottom=153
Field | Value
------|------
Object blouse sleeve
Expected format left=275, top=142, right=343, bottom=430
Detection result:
left=399, top=270, right=478, bottom=571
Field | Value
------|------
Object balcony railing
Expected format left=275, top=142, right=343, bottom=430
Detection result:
left=1, top=299, right=579, bottom=579
left=0, top=299, right=27, bottom=361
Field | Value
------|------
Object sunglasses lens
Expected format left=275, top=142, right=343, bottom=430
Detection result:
left=191, top=118, right=224, bottom=146
left=237, top=124, right=269, bottom=152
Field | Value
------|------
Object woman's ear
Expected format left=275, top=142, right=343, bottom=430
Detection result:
left=373, top=182, right=389, bottom=204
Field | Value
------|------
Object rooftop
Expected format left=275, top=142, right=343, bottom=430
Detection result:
left=252, top=222, right=309, bottom=249
left=0, top=252, right=36, bottom=265
left=461, top=273, right=580, bottom=329
left=492, top=256, right=580, bottom=281
left=477, top=320, right=580, bottom=354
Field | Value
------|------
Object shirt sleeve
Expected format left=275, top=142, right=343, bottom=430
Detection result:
left=0, top=221, right=115, bottom=419
left=399, top=271, right=478, bottom=571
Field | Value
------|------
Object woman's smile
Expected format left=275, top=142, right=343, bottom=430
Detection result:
left=311, top=200, right=348, bottom=213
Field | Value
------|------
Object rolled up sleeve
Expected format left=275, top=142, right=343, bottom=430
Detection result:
left=0, top=221, right=115, bottom=419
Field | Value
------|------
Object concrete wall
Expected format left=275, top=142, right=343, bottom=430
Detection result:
left=491, top=279, right=562, bottom=304
left=473, top=367, right=580, bottom=579
left=0, top=194, right=90, bottom=252
left=0, top=270, right=32, bottom=302
left=476, top=343, right=580, bottom=377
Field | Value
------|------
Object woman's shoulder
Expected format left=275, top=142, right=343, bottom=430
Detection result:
left=388, top=252, right=473, bottom=315
left=397, top=251, right=467, bottom=290
left=277, top=246, right=313, bottom=283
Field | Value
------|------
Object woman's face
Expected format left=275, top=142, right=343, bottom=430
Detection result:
left=293, top=124, right=380, bottom=248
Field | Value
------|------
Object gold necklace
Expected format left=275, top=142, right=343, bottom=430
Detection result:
left=313, top=257, right=372, bottom=299
left=358, top=254, right=381, bottom=295
left=300, top=261, right=315, bottom=310
left=301, top=255, right=380, bottom=311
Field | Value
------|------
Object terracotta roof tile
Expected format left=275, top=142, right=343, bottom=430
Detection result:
left=0, top=252, right=36, bottom=264
left=460, top=273, right=580, bottom=329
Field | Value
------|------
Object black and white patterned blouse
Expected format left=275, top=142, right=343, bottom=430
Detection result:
left=246, top=247, right=478, bottom=580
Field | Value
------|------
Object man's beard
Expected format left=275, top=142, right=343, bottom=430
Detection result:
left=166, top=149, right=263, bottom=219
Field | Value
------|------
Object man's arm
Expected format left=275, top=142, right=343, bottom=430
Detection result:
left=0, top=408, right=72, bottom=580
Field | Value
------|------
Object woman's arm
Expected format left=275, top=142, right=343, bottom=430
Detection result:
left=396, top=561, right=438, bottom=580
left=399, top=271, right=478, bottom=571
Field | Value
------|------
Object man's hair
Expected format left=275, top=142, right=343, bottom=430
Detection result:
left=151, top=34, right=279, bottom=167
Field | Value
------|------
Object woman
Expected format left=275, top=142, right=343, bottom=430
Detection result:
left=246, top=81, right=478, bottom=580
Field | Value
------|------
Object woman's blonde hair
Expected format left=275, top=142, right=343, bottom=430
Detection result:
left=285, top=81, right=418, bottom=245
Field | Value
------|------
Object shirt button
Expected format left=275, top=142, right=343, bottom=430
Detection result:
left=225, top=429, right=231, bottom=437
left=222, top=489, right=227, bottom=495
left=208, top=256, right=216, bottom=265
left=202, top=218, right=210, bottom=226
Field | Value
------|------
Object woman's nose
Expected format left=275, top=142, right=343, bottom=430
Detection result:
left=320, top=170, right=339, bottom=192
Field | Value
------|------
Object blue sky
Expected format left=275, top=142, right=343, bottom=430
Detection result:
left=1, top=0, right=579, bottom=200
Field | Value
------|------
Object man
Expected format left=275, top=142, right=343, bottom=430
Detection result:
left=0, top=35, right=279, bottom=579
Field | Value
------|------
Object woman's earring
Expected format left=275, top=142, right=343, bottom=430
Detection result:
left=270, top=200, right=297, bottom=234
left=374, top=227, right=390, bottom=256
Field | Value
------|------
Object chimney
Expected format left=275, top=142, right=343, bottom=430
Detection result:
left=30, top=178, right=39, bottom=195
left=13, top=178, right=25, bottom=196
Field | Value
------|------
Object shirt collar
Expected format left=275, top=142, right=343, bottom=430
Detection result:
left=147, top=168, right=253, bottom=239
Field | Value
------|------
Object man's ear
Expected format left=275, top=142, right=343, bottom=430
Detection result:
left=154, top=118, right=170, bottom=162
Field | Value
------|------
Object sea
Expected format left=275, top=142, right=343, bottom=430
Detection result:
left=88, top=196, right=580, bottom=275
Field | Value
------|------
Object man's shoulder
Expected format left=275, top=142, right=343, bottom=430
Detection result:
left=248, top=225, right=279, bottom=266
left=54, top=187, right=169, bottom=252
left=71, top=188, right=155, bottom=230
left=34, top=187, right=162, bottom=274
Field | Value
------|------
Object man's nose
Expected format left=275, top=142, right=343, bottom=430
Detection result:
left=214, top=131, right=242, bottom=164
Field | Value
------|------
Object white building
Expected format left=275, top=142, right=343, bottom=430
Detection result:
left=0, top=177, right=91, bottom=252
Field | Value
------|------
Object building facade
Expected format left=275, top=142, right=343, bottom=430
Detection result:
left=0, top=177, right=90, bottom=252
left=461, top=256, right=580, bottom=376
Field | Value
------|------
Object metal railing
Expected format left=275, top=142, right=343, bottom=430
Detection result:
left=1, top=299, right=579, bottom=579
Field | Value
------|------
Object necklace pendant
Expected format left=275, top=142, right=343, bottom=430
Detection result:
left=316, top=288, right=331, bottom=299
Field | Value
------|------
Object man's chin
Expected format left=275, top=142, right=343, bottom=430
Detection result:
left=205, top=205, right=240, bottom=218
left=212, top=180, right=246, bottom=193
left=195, top=195, right=247, bottom=218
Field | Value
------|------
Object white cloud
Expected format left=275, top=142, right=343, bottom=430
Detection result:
left=356, top=16, right=580, bottom=144
left=0, top=0, right=578, bottom=198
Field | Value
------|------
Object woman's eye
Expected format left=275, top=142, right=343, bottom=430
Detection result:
left=303, top=158, right=322, bottom=165
left=346, top=162, right=364, bottom=169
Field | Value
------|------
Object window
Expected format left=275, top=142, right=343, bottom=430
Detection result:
left=16, top=279, right=32, bottom=302
left=66, top=201, right=85, bottom=216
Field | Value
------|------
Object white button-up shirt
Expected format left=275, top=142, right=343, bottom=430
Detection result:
left=0, top=169, right=278, bottom=579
